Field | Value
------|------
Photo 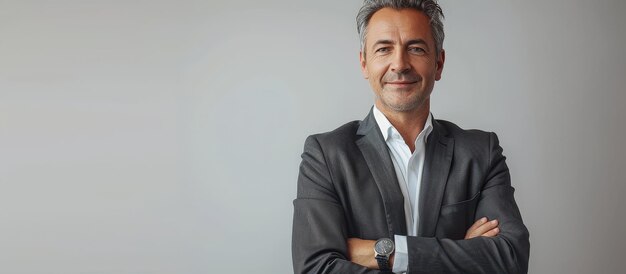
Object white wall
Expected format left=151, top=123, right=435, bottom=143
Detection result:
left=1, top=0, right=624, bottom=273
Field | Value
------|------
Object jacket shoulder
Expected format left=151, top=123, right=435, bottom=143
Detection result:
left=436, top=119, right=493, bottom=138
left=435, top=119, right=500, bottom=156
left=306, top=120, right=361, bottom=148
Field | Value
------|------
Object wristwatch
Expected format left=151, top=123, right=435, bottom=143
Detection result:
left=374, top=238, right=395, bottom=272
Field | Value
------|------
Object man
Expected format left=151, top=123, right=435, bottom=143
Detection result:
left=292, top=0, right=530, bottom=273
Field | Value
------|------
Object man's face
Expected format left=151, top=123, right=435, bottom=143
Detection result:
left=360, top=8, right=445, bottom=113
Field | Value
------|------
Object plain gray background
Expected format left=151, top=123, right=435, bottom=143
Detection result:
left=1, top=0, right=625, bottom=273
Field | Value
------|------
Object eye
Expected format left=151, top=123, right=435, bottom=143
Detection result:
left=409, top=47, right=426, bottom=54
left=375, top=47, right=390, bottom=53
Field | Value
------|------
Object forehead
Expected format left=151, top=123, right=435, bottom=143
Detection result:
left=366, top=8, right=433, bottom=44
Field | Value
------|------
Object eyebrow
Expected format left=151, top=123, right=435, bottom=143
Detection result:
left=371, top=39, right=430, bottom=50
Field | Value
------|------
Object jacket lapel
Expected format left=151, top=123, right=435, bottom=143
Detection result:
left=356, top=108, right=407, bottom=237
left=418, top=119, right=454, bottom=237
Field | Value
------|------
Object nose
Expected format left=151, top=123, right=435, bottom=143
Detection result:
left=390, top=50, right=410, bottom=73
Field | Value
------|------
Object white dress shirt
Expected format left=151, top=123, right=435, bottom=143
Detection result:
left=372, top=106, right=433, bottom=273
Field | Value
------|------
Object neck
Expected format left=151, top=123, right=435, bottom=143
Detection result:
left=376, top=99, right=430, bottom=152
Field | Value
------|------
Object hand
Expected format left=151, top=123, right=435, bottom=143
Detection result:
left=465, top=217, right=500, bottom=239
left=347, top=238, right=394, bottom=269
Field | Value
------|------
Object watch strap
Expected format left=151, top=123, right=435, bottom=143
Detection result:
left=376, top=254, right=391, bottom=272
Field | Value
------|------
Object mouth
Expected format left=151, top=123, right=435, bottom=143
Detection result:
left=385, top=81, right=417, bottom=87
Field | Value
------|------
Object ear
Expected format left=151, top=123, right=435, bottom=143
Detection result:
left=359, top=51, right=369, bottom=79
left=435, top=49, right=445, bottom=81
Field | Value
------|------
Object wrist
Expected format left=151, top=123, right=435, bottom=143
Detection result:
left=374, top=238, right=395, bottom=271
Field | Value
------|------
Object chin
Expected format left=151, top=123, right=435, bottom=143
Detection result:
left=390, top=105, right=418, bottom=112
left=382, top=96, right=423, bottom=112
left=384, top=101, right=419, bottom=112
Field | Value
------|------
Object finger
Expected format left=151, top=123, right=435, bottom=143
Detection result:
left=465, top=217, right=489, bottom=239
left=481, top=227, right=500, bottom=237
left=466, top=219, right=498, bottom=239
left=473, top=219, right=499, bottom=235
left=465, top=218, right=487, bottom=239
left=467, top=217, right=488, bottom=232
left=471, top=220, right=497, bottom=236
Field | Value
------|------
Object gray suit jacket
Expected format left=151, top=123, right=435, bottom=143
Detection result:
left=292, top=109, right=530, bottom=273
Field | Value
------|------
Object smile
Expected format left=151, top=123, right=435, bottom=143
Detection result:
left=386, top=81, right=417, bottom=86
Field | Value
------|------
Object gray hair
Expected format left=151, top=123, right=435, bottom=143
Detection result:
left=357, top=0, right=444, bottom=58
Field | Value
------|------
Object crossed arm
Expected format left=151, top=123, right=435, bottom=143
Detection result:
left=347, top=217, right=501, bottom=270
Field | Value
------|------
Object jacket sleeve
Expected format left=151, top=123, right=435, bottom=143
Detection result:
left=405, top=132, right=530, bottom=273
left=292, top=135, right=383, bottom=274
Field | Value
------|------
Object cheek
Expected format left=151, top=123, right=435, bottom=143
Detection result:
left=367, top=77, right=381, bottom=90
left=367, top=58, right=388, bottom=76
left=416, top=64, right=438, bottom=80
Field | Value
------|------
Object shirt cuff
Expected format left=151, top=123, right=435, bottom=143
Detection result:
left=392, top=235, right=408, bottom=273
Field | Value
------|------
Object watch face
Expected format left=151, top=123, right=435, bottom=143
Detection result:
left=375, top=238, right=394, bottom=255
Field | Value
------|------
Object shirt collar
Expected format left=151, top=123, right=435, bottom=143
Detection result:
left=372, top=105, right=434, bottom=145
